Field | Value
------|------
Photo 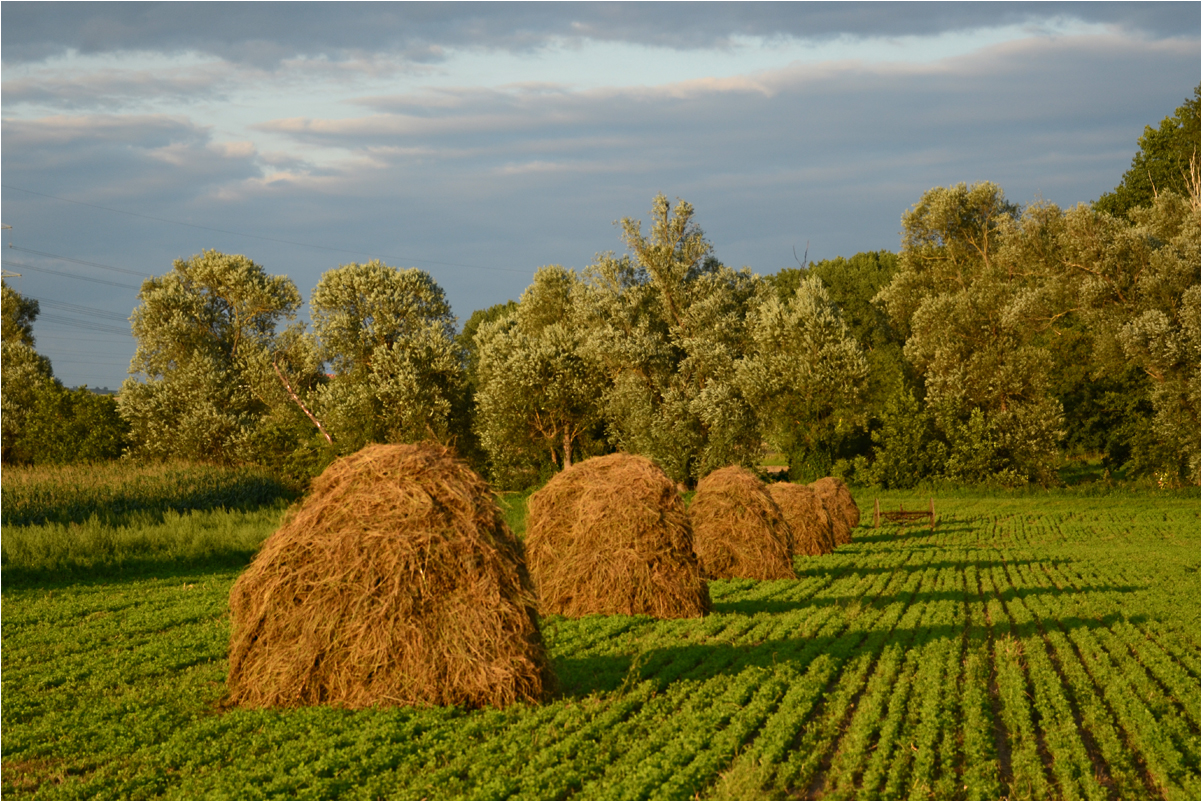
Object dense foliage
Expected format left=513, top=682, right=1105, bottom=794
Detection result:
left=1095, top=86, right=1200, bottom=218
left=474, top=266, right=607, bottom=485
left=309, top=260, right=465, bottom=453
left=1, top=280, right=128, bottom=465
left=117, top=250, right=304, bottom=465
left=737, top=275, right=867, bottom=480
left=473, top=198, right=868, bottom=488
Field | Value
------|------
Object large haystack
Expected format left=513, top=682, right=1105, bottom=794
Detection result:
left=225, top=442, right=553, bottom=710
left=690, top=466, right=796, bottom=580
left=526, top=453, right=709, bottom=618
left=810, top=476, right=861, bottom=546
left=767, top=482, right=836, bottom=556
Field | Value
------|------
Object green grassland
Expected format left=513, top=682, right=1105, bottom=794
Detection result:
left=2, top=466, right=1199, bottom=800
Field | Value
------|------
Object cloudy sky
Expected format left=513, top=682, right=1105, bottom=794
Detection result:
left=2, top=2, right=1198, bottom=390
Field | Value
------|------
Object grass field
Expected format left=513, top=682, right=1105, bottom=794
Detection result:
left=2, top=466, right=1198, bottom=800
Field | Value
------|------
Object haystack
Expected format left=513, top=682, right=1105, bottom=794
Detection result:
left=225, top=442, right=553, bottom=710
left=767, top=482, right=836, bottom=556
left=526, top=453, right=709, bottom=618
left=810, top=476, right=861, bottom=546
left=690, top=466, right=796, bottom=580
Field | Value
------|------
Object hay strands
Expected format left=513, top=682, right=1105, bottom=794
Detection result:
left=224, top=442, right=553, bottom=711
left=526, top=453, right=709, bottom=619
left=872, top=497, right=936, bottom=531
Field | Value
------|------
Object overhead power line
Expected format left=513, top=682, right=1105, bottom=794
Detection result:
left=8, top=246, right=151, bottom=278
left=32, top=296, right=131, bottom=322
left=1, top=259, right=142, bottom=290
left=36, top=313, right=131, bottom=336
left=50, top=358, right=134, bottom=366
left=2, top=184, right=529, bottom=275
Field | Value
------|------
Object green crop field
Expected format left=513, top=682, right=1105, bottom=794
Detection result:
left=2, top=467, right=1199, bottom=800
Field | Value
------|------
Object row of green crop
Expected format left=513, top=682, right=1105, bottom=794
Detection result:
left=2, top=492, right=1198, bottom=799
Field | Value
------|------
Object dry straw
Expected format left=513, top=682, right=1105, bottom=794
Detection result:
left=690, top=466, right=796, bottom=580
left=225, top=442, right=553, bottom=710
left=526, top=453, right=710, bottom=618
left=810, top=476, right=861, bottom=546
left=767, top=482, right=836, bottom=556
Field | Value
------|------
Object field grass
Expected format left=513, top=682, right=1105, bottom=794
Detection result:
left=2, top=467, right=1198, bottom=800
left=1, top=461, right=299, bottom=528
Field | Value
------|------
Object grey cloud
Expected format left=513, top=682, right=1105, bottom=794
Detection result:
left=1, top=113, right=206, bottom=148
left=3, top=2, right=1196, bottom=67
left=170, top=32, right=1197, bottom=289
left=252, top=34, right=1196, bottom=175
left=2, top=65, right=239, bottom=109
left=2, top=114, right=263, bottom=203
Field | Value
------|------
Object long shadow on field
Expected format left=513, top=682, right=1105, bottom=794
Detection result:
left=1, top=552, right=257, bottom=590
left=550, top=608, right=1149, bottom=699
left=711, top=576, right=1141, bottom=616
left=713, top=580, right=1142, bottom=616
left=849, top=525, right=977, bottom=544
left=792, top=555, right=1073, bottom=581
left=1, top=475, right=299, bottom=528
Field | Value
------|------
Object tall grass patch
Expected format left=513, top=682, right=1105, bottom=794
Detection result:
left=1, top=506, right=287, bottom=580
left=1, top=461, right=301, bottom=528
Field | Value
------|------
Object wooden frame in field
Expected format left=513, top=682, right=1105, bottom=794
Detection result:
left=872, top=497, right=936, bottom=531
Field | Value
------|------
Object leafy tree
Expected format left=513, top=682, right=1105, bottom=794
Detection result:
left=881, top=182, right=1021, bottom=329
left=474, top=267, right=608, bottom=486
left=1096, top=87, right=1200, bottom=218
left=2, top=280, right=39, bottom=346
left=578, top=195, right=762, bottom=484
left=119, top=250, right=302, bottom=463
left=928, top=177, right=1200, bottom=484
left=853, top=389, right=946, bottom=488
left=450, top=299, right=520, bottom=473
left=806, top=251, right=908, bottom=406
left=3, top=280, right=54, bottom=462
left=458, top=300, right=519, bottom=395
left=239, top=320, right=334, bottom=479
left=13, top=385, right=129, bottom=465
left=772, top=251, right=908, bottom=471
left=1, top=344, right=56, bottom=464
left=736, top=275, right=868, bottom=480
left=3, top=281, right=127, bottom=464
left=877, top=183, right=1063, bottom=486
left=309, top=260, right=464, bottom=453
left=1047, top=191, right=1201, bottom=481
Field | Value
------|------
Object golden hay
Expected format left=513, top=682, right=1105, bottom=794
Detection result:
left=767, top=482, right=835, bottom=556
left=225, top=442, right=553, bottom=710
left=809, top=476, right=861, bottom=546
left=690, top=466, right=796, bottom=580
left=526, top=453, right=709, bottom=618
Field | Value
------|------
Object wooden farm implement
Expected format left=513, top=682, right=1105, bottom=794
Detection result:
left=872, top=497, right=936, bottom=531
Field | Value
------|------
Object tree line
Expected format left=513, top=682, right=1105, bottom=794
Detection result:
left=3, top=88, right=1197, bottom=487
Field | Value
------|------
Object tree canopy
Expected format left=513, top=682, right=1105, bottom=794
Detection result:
left=119, top=250, right=302, bottom=463
left=2, top=280, right=40, bottom=347
left=3, top=280, right=127, bottom=465
left=309, top=261, right=464, bottom=453
left=474, top=266, right=607, bottom=483
left=1096, top=86, right=1200, bottom=218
